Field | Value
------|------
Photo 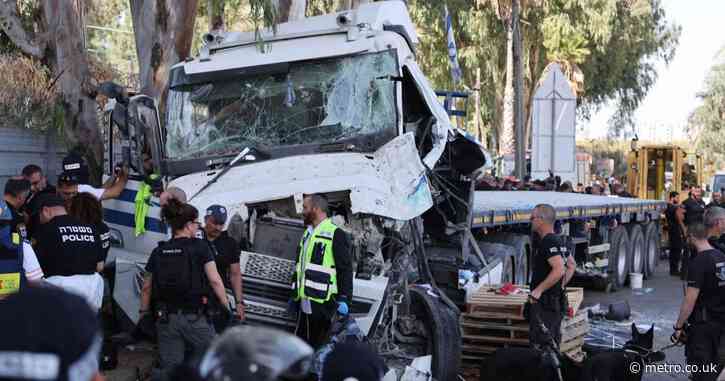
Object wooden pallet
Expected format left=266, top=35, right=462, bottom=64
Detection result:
left=466, top=285, right=585, bottom=318
left=460, top=310, right=590, bottom=366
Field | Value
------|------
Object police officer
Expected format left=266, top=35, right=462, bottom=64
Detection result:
left=0, top=199, right=44, bottom=298
left=528, top=204, right=576, bottom=348
left=22, top=164, right=56, bottom=240
left=682, top=187, right=707, bottom=280
left=204, top=204, right=245, bottom=322
left=672, top=207, right=725, bottom=381
left=32, top=193, right=105, bottom=277
left=139, top=199, right=230, bottom=379
left=667, top=192, right=687, bottom=276
left=291, top=194, right=353, bottom=349
left=4, top=177, right=31, bottom=241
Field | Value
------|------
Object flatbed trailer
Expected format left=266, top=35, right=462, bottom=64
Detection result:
left=466, top=191, right=666, bottom=291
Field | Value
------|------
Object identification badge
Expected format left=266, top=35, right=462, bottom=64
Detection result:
left=0, top=272, right=21, bottom=295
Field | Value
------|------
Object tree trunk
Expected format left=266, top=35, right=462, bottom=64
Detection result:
left=208, top=0, right=225, bottom=33
left=129, top=0, right=199, bottom=112
left=499, top=20, right=515, bottom=157
left=276, top=0, right=306, bottom=22
left=40, top=0, right=103, bottom=179
left=336, top=0, right=371, bottom=11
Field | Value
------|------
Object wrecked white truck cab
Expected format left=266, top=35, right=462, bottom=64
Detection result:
left=103, top=2, right=498, bottom=379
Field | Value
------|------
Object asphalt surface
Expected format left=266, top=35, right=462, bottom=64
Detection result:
left=582, top=261, right=692, bottom=381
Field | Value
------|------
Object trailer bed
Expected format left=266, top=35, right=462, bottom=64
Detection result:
left=472, top=191, right=666, bottom=228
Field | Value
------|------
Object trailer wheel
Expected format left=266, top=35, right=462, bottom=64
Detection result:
left=627, top=224, right=645, bottom=276
left=608, top=226, right=631, bottom=289
left=409, top=286, right=461, bottom=381
left=643, top=222, right=660, bottom=279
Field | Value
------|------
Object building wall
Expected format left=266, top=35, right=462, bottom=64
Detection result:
left=0, top=128, right=66, bottom=190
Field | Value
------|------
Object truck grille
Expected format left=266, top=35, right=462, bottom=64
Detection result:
left=241, top=251, right=295, bottom=286
left=240, top=251, right=296, bottom=330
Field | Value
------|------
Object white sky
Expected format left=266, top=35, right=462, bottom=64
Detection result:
left=580, top=0, right=725, bottom=141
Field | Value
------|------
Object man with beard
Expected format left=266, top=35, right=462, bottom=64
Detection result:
left=289, top=194, right=353, bottom=349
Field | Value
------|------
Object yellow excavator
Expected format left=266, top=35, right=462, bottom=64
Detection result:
left=626, top=141, right=704, bottom=200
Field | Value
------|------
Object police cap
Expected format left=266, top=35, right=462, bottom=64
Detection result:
left=205, top=205, right=228, bottom=225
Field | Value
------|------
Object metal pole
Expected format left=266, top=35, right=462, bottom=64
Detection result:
left=475, top=68, right=482, bottom=146
left=512, top=0, right=526, bottom=179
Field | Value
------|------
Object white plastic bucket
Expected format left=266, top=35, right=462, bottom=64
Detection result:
left=629, top=273, right=643, bottom=289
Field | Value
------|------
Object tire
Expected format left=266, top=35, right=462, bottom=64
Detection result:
left=608, top=226, right=631, bottom=289
left=627, top=224, right=645, bottom=276
left=643, top=222, right=661, bottom=279
left=409, top=286, right=461, bottom=381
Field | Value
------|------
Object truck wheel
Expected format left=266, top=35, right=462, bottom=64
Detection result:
left=409, top=286, right=461, bottom=381
left=627, top=224, right=645, bottom=276
left=608, top=226, right=631, bottom=289
left=643, top=222, right=661, bottom=279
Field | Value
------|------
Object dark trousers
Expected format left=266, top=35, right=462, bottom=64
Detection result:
left=681, top=246, right=693, bottom=281
left=685, top=322, right=724, bottom=381
left=669, top=245, right=683, bottom=274
left=294, top=300, right=336, bottom=349
left=154, top=313, right=215, bottom=381
left=528, top=301, right=562, bottom=349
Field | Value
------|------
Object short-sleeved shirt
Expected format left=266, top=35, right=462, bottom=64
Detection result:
left=22, top=242, right=43, bottom=281
left=531, top=233, right=569, bottom=300
left=78, top=184, right=105, bottom=200
left=687, top=249, right=725, bottom=324
left=145, top=237, right=214, bottom=307
left=206, top=231, right=241, bottom=289
left=34, top=215, right=104, bottom=277
left=666, top=204, right=685, bottom=247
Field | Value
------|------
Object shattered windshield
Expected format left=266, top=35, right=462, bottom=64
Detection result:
left=165, top=50, right=398, bottom=160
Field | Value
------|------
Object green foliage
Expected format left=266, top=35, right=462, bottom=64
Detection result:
left=85, top=0, right=138, bottom=87
left=578, top=0, right=680, bottom=137
left=688, top=48, right=725, bottom=170
left=408, top=0, right=679, bottom=141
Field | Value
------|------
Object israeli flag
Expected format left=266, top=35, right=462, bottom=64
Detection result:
left=444, top=5, right=463, bottom=84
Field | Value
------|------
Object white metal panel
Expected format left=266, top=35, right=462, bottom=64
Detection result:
left=530, top=63, right=577, bottom=183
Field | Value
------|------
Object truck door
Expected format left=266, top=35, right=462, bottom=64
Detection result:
left=102, top=96, right=167, bottom=258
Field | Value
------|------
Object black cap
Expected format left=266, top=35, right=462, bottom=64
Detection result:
left=62, top=154, right=89, bottom=184
left=32, top=193, right=66, bottom=213
left=198, top=326, right=313, bottom=381
left=321, top=342, right=387, bottom=381
left=0, top=286, right=102, bottom=381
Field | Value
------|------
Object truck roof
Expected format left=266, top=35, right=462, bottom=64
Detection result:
left=472, top=191, right=665, bottom=227
left=217, top=1, right=417, bottom=47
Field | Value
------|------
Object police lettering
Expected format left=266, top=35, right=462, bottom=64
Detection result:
left=58, top=226, right=95, bottom=243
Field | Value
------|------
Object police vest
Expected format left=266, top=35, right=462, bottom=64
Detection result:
left=153, top=239, right=209, bottom=309
left=0, top=228, right=24, bottom=296
left=294, top=219, right=338, bottom=304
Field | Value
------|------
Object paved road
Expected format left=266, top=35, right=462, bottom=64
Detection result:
left=583, top=262, right=691, bottom=381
